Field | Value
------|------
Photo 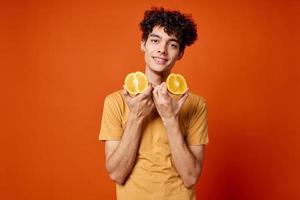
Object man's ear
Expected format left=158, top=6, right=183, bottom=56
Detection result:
left=141, top=41, right=146, bottom=52
left=177, top=50, right=184, bottom=60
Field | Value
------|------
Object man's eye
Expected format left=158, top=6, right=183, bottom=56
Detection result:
left=151, top=39, right=159, bottom=43
left=170, top=44, right=178, bottom=48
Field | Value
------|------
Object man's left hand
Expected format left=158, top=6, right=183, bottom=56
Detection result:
left=152, top=82, right=188, bottom=121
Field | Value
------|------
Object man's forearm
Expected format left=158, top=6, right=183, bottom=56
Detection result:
left=164, top=117, right=202, bottom=188
left=106, top=114, right=144, bottom=184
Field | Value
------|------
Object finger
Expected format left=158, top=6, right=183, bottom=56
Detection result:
left=185, top=87, right=189, bottom=95
left=158, top=82, right=166, bottom=93
left=122, top=85, right=131, bottom=101
left=147, top=99, right=154, bottom=108
left=140, top=84, right=153, bottom=99
left=150, top=102, right=156, bottom=112
left=144, top=96, right=152, bottom=105
left=156, top=84, right=163, bottom=96
left=144, top=84, right=153, bottom=96
left=157, top=83, right=170, bottom=102
left=152, top=84, right=159, bottom=95
left=178, top=88, right=189, bottom=107
left=152, top=85, right=159, bottom=103
left=160, top=82, right=168, bottom=96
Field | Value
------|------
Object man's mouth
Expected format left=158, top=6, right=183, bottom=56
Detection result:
left=153, top=57, right=168, bottom=65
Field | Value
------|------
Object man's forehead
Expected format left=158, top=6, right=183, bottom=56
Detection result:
left=150, top=26, right=179, bottom=41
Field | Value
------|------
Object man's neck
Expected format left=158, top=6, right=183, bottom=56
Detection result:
left=145, top=67, right=170, bottom=87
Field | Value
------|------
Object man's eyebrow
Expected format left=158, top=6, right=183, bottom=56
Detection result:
left=149, top=33, right=179, bottom=43
left=149, top=33, right=161, bottom=38
left=169, top=38, right=180, bottom=43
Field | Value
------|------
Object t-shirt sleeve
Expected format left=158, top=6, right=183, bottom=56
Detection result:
left=186, top=99, right=209, bottom=145
left=99, top=94, right=124, bottom=141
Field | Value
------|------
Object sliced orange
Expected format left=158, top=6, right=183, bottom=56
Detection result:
left=166, top=73, right=187, bottom=95
left=124, top=71, right=148, bottom=95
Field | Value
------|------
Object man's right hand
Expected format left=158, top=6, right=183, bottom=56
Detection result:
left=122, top=85, right=155, bottom=120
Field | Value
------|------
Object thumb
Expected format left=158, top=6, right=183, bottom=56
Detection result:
left=160, top=82, right=168, bottom=96
left=122, top=85, right=131, bottom=101
left=178, top=88, right=189, bottom=108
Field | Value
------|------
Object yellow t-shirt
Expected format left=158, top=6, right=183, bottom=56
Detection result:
left=99, top=90, right=209, bottom=200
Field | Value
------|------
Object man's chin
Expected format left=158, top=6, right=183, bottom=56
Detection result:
left=149, top=65, right=171, bottom=74
left=151, top=69, right=170, bottom=76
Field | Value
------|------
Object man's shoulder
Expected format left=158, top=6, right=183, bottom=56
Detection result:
left=105, top=90, right=124, bottom=101
left=186, top=92, right=207, bottom=106
left=103, top=90, right=125, bottom=107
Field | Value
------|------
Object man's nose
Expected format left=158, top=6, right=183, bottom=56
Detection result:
left=157, top=43, right=167, bottom=54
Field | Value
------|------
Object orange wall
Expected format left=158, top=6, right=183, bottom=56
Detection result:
left=1, top=0, right=299, bottom=199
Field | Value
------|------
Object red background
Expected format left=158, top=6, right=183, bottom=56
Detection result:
left=1, top=0, right=299, bottom=199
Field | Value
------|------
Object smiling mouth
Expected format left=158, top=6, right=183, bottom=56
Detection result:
left=153, top=57, right=168, bottom=64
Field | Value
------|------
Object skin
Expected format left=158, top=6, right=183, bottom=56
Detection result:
left=104, top=26, right=205, bottom=188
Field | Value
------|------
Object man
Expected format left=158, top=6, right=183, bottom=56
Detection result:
left=99, top=7, right=209, bottom=200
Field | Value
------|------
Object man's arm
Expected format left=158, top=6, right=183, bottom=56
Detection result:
left=152, top=83, right=205, bottom=188
left=104, top=86, right=154, bottom=185
left=164, top=118, right=204, bottom=188
left=104, top=114, right=145, bottom=185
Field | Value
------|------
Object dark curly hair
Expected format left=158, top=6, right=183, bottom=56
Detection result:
left=139, top=7, right=198, bottom=52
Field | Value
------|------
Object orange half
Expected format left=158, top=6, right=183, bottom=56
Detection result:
left=124, top=71, right=148, bottom=95
left=166, top=73, right=187, bottom=95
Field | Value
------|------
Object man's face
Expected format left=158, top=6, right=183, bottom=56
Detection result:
left=141, top=26, right=183, bottom=74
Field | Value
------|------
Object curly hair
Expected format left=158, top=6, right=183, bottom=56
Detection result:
left=139, top=7, right=198, bottom=52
